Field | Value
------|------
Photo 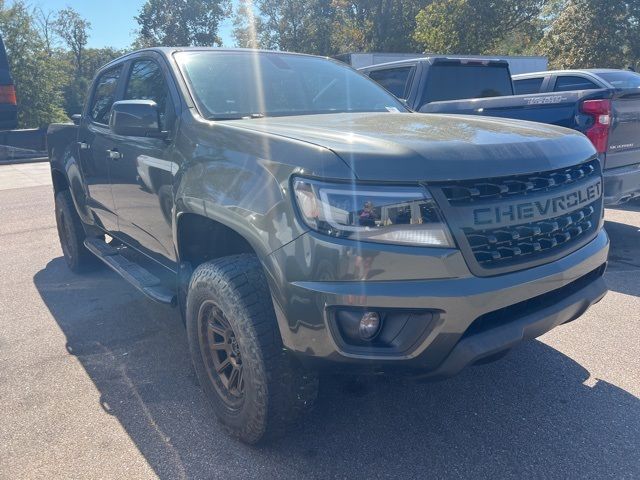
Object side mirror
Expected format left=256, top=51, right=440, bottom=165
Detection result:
left=71, top=114, right=82, bottom=125
left=109, top=100, right=165, bottom=138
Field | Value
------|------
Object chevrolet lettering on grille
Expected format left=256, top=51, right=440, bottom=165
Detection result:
left=468, top=178, right=602, bottom=228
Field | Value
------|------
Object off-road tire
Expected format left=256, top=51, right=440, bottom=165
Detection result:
left=186, top=254, right=318, bottom=444
left=54, top=190, right=101, bottom=273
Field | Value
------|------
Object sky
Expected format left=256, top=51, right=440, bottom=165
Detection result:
left=30, top=0, right=236, bottom=49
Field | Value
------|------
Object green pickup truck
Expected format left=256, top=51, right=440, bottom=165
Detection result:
left=47, top=48, right=609, bottom=444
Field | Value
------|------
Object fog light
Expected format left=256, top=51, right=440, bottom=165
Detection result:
left=359, top=312, right=381, bottom=340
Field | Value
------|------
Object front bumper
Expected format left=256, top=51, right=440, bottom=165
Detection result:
left=603, top=162, right=640, bottom=205
left=267, top=228, right=609, bottom=378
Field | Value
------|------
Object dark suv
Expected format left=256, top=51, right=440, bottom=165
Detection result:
left=0, top=35, right=17, bottom=130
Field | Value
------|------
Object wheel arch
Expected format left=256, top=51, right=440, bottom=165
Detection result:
left=174, top=211, right=286, bottom=333
left=175, top=212, right=262, bottom=269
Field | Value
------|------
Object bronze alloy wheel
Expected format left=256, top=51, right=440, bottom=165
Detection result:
left=197, top=300, right=245, bottom=409
left=186, top=254, right=319, bottom=443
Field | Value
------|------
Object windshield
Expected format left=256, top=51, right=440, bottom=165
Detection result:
left=175, top=51, right=407, bottom=119
left=597, top=71, right=640, bottom=89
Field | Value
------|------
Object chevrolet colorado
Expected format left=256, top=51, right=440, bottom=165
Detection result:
left=48, top=48, right=609, bottom=444
left=361, top=57, right=640, bottom=205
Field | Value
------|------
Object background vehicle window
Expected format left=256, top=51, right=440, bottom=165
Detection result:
left=597, top=71, right=640, bottom=89
left=422, top=64, right=513, bottom=105
left=368, top=67, right=413, bottom=99
left=553, top=76, right=600, bottom=92
left=513, top=77, right=544, bottom=95
left=124, top=59, right=173, bottom=129
left=90, top=66, right=122, bottom=124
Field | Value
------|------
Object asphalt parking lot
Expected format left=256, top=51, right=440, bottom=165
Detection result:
left=0, top=163, right=639, bottom=479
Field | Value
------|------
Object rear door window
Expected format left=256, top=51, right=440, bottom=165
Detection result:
left=553, top=75, right=600, bottom=92
left=89, top=65, right=123, bottom=124
left=368, top=67, right=413, bottom=99
left=513, top=77, right=544, bottom=95
left=422, top=64, right=513, bottom=104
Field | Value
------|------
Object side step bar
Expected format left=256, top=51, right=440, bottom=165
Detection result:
left=84, top=238, right=176, bottom=305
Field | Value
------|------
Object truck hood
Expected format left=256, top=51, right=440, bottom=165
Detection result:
left=231, top=112, right=597, bottom=182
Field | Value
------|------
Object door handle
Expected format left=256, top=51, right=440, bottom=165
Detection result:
left=77, top=141, right=90, bottom=150
left=106, top=149, right=122, bottom=160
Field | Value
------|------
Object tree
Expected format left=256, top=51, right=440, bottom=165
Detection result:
left=413, top=0, right=543, bottom=54
left=53, top=7, right=90, bottom=76
left=55, top=47, right=125, bottom=116
left=51, top=8, right=92, bottom=116
left=333, top=0, right=430, bottom=53
left=0, top=1, right=67, bottom=127
left=82, top=47, right=125, bottom=78
left=233, top=0, right=262, bottom=49
left=233, top=0, right=429, bottom=55
left=135, top=0, right=231, bottom=47
left=33, top=7, right=56, bottom=55
left=540, top=0, right=640, bottom=69
left=239, top=0, right=334, bottom=53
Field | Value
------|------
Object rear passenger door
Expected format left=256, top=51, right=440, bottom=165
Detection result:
left=513, top=76, right=546, bottom=95
left=108, top=54, right=179, bottom=266
left=78, top=64, right=124, bottom=232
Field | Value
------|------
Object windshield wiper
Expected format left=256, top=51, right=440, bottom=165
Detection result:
left=207, top=113, right=266, bottom=121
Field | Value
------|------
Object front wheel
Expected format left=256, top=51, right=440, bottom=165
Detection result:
left=186, top=254, right=318, bottom=444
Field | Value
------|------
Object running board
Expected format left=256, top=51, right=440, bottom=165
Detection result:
left=84, top=238, right=176, bottom=305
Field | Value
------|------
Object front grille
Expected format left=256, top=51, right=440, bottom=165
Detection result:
left=433, top=159, right=603, bottom=275
left=466, top=204, right=597, bottom=265
left=441, top=160, right=600, bottom=205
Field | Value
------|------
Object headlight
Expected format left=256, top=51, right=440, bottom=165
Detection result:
left=292, top=178, right=454, bottom=247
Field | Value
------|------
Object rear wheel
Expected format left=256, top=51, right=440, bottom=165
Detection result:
left=54, top=190, right=100, bottom=273
left=186, top=254, right=318, bottom=444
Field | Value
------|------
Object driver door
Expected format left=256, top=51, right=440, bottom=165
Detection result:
left=108, top=55, right=179, bottom=267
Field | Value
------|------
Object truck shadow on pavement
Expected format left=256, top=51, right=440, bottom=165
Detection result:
left=33, top=256, right=640, bottom=479
left=603, top=219, right=640, bottom=297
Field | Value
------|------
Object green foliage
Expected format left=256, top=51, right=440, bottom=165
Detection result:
left=135, top=0, right=231, bottom=47
left=233, top=0, right=262, bottom=49
left=234, top=0, right=429, bottom=55
left=234, top=0, right=336, bottom=54
left=540, top=0, right=640, bottom=69
left=58, top=47, right=125, bottom=115
left=414, top=0, right=543, bottom=54
left=0, top=1, right=67, bottom=127
left=0, top=1, right=124, bottom=125
left=4, top=0, right=640, bottom=130
left=333, top=0, right=430, bottom=53
left=53, top=7, right=90, bottom=74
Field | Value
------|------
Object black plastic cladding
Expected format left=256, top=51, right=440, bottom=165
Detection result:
left=431, top=159, right=603, bottom=276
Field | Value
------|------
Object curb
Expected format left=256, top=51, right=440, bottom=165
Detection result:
left=0, top=156, right=48, bottom=166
